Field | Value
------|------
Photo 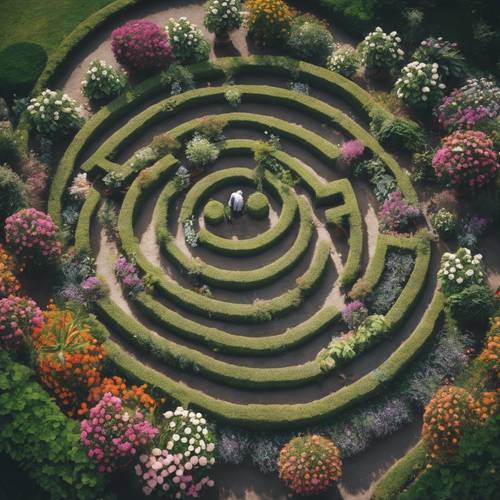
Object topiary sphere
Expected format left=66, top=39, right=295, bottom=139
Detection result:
left=288, top=19, right=334, bottom=66
left=0, top=42, right=47, bottom=96
left=204, top=199, right=225, bottom=225
left=247, top=192, right=269, bottom=219
left=278, top=434, right=342, bottom=496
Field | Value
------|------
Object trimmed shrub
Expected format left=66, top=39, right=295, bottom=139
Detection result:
left=447, top=284, right=494, bottom=329
left=327, top=45, right=360, bottom=78
left=111, top=20, right=172, bottom=74
left=438, top=248, right=485, bottom=297
left=246, top=0, right=292, bottom=47
left=287, top=18, right=334, bottom=66
left=0, top=130, right=22, bottom=167
left=195, top=116, right=228, bottom=141
left=185, top=135, right=219, bottom=167
left=247, top=192, right=269, bottom=219
left=165, top=17, right=210, bottom=64
left=81, top=59, right=127, bottom=102
left=204, top=0, right=243, bottom=36
left=358, top=27, right=404, bottom=73
left=204, top=199, right=225, bottom=225
left=0, top=165, right=27, bottom=223
left=278, top=434, right=342, bottom=495
left=431, top=208, right=457, bottom=238
left=0, top=42, right=47, bottom=96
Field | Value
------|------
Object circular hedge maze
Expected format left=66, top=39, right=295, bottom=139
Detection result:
left=50, top=56, right=444, bottom=429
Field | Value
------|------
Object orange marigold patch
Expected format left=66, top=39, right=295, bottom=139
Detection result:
left=0, top=244, right=21, bottom=298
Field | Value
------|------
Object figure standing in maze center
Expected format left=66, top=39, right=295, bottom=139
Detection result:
left=228, top=190, right=244, bottom=215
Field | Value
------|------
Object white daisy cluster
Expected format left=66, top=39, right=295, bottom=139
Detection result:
left=69, top=172, right=91, bottom=200
left=135, top=407, right=216, bottom=497
left=327, top=45, right=360, bottom=79
left=438, top=247, right=485, bottom=296
left=27, top=89, right=83, bottom=136
left=166, top=17, right=210, bottom=64
left=395, top=61, right=446, bottom=109
left=204, top=0, right=243, bottom=36
left=358, top=27, right=404, bottom=70
left=81, top=59, right=127, bottom=101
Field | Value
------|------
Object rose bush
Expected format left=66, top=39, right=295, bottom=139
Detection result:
left=165, top=17, right=210, bottom=64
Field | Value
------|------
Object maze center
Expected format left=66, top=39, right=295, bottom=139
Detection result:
left=52, top=56, right=441, bottom=428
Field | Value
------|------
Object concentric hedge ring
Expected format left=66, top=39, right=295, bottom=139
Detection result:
left=55, top=56, right=441, bottom=428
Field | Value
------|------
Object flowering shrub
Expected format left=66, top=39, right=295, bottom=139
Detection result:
left=27, top=89, right=83, bottom=136
left=327, top=45, right=360, bottom=78
left=165, top=17, right=210, bottom=64
left=476, top=391, right=498, bottom=424
left=395, top=62, right=446, bottom=109
left=278, top=435, right=342, bottom=495
left=435, top=78, right=500, bottom=131
left=135, top=406, right=216, bottom=497
left=69, top=172, right=91, bottom=200
left=340, top=139, right=365, bottom=166
left=479, top=332, right=500, bottom=376
left=457, top=216, right=489, bottom=250
left=185, top=135, right=219, bottom=167
left=378, top=191, right=421, bottom=233
left=19, top=155, right=49, bottom=210
left=204, top=0, right=242, bottom=36
left=5, top=208, right=62, bottom=263
left=174, top=165, right=191, bottom=190
left=287, top=19, right=334, bottom=65
left=79, top=375, right=156, bottom=418
left=246, top=0, right=292, bottom=47
left=288, top=81, right=309, bottom=95
left=0, top=245, right=21, bottom=298
left=183, top=217, right=199, bottom=248
left=80, top=393, right=158, bottom=472
left=413, top=37, right=466, bottom=81
left=102, top=170, right=125, bottom=189
left=358, top=27, right=404, bottom=72
left=437, top=248, right=485, bottom=296
left=115, top=255, right=145, bottom=297
left=0, top=295, right=42, bottom=349
left=431, top=208, right=457, bottom=238
left=81, top=59, right=127, bottom=101
left=0, top=164, right=27, bottom=223
left=32, top=307, right=106, bottom=416
left=341, top=300, right=368, bottom=330
left=111, top=20, right=171, bottom=74
left=432, top=130, right=498, bottom=191
left=224, top=87, right=241, bottom=107
left=422, top=386, right=479, bottom=463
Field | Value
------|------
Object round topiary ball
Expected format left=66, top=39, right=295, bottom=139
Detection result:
left=204, top=199, right=225, bottom=225
left=279, top=434, right=342, bottom=496
left=0, top=43, right=47, bottom=96
left=247, top=192, right=269, bottom=219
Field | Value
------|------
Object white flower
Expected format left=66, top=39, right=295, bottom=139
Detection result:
left=456, top=277, right=464, bottom=284
left=448, top=274, right=455, bottom=280
left=465, top=269, right=474, bottom=276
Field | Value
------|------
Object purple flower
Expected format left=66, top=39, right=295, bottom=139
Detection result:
left=378, top=191, right=421, bottom=233
left=340, top=140, right=365, bottom=166
left=342, top=300, right=368, bottom=330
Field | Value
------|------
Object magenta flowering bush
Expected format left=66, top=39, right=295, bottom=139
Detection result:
left=0, top=295, right=43, bottom=349
left=5, top=208, right=62, bottom=263
left=378, top=191, right=421, bottom=233
left=80, top=392, right=158, bottom=473
left=432, top=130, right=499, bottom=191
left=115, top=255, right=145, bottom=297
left=340, top=140, right=365, bottom=166
left=435, top=78, right=500, bottom=131
left=341, top=300, right=368, bottom=330
left=111, top=20, right=172, bottom=74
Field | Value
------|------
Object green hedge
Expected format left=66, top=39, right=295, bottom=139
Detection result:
left=203, top=200, right=225, bottom=225
left=247, top=192, right=269, bottom=219
left=0, top=351, right=108, bottom=500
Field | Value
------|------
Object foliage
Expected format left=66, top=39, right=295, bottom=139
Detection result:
left=431, top=208, right=456, bottom=238
left=136, top=406, right=216, bottom=497
left=32, top=307, right=106, bottom=417
left=358, top=27, right=404, bottom=71
left=353, top=157, right=397, bottom=201
left=80, top=392, right=158, bottom=473
left=0, top=351, right=107, bottom=500
left=457, top=216, right=489, bottom=251
left=438, top=248, right=485, bottom=297
left=432, top=130, right=498, bottom=191
left=246, top=0, right=292, bottom=48
left=130, top=146, right=157, bottom=172
left=102, top=170, right=125, bottom=189
left=287, top=18, right=334, bottom=65
left=435, top=78, right=500, bottom=132
left=27, top=89, right=83, bottom=137
left=165, top=17, right=210, bottom=65
left=278, top=435, right=342, bottom=496
left=340, top=139, right=365, bottom=166
left=395, top=61, right=446, bottom=110
left=204, top=199, right=225, bottom=225
left=195, top=116, right=228, bottom=141
left=19, top=156, right=49, bottom=210
left=224, top=87, right=241, bottom=107
left=183, top=217, right=199, bottom=248
left=115, top=255, right=145, bottom=297
left=447, top=284, right=494, bottom=330
left=81, top=59, right=126, bottom=102
left=216, top=427, right=252, bottom=464
left=413, top=37, right=467, bottom=82
left=160, top=63, right=194, bottom=95
left=378, top=191, right=421, bottom=233
left=341, top=300, right=368, bottom=330
left=150, top=132, right=180, bottom=157
left=0, top=129, right=22, bottom=167
left=185, top=134, right=219, bottom=167
left=0, top=42, right=47, bottom=96
left=327, top=45, right=360, bottom=78
left=69, top=172, right=92, bottom=200
left=111, top=20, right=171, bottom=74
left=5, top=208, right=62, bottom=263
left=0, top=295, right=42, bottom=350
left=173, top=165, right=191, bottom=190
left=288, top=81, right=309, bottom=95
left=0, top=164, right=27, bottom=223
left=204, top=0, right=243, bottom=36
left=246, top=192, right=269, bottom=219
left=0, top=245, right=21, bottom=299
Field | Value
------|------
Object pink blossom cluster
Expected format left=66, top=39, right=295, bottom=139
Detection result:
left=0, top=295, right=43, bottom=349
left=135, top=449, right=214, bottom=498
left=80, top=392, right=158, bottom=473
left=378, top=191, right=421, bottom=233
left=111, top=20, right=172, bottom=74
left=432, top=130, right=498, bottom=191
left=5, top=208, right=62, bottom=262
left=340, top=140, right=365, bottom=166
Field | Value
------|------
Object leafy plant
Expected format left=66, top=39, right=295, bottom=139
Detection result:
left=327, top=45, right=360, bottom=78
left=447, top=284, right=494, bottom=329
left=185, top=134, right=219, bottom=167
left=224, top=87, right=241, bottom=107
left=81, top=59, right=127, bottom=102
left=0, top=164, right=27, bottom=223
left=358, top=27, right=404, bottom=72
left=204, top=0, right=243, bottom=36
left=431, top=208, right=457, bottom=238
left=287, top=17, right=334, bottom=65
left=165, top=17, right=210, bottom=64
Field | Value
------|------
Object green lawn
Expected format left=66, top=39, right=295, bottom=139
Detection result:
left=0, top=0, right=116, bottom=53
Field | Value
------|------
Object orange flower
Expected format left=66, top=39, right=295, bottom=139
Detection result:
left=0, top=245, right=21, bottom=298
